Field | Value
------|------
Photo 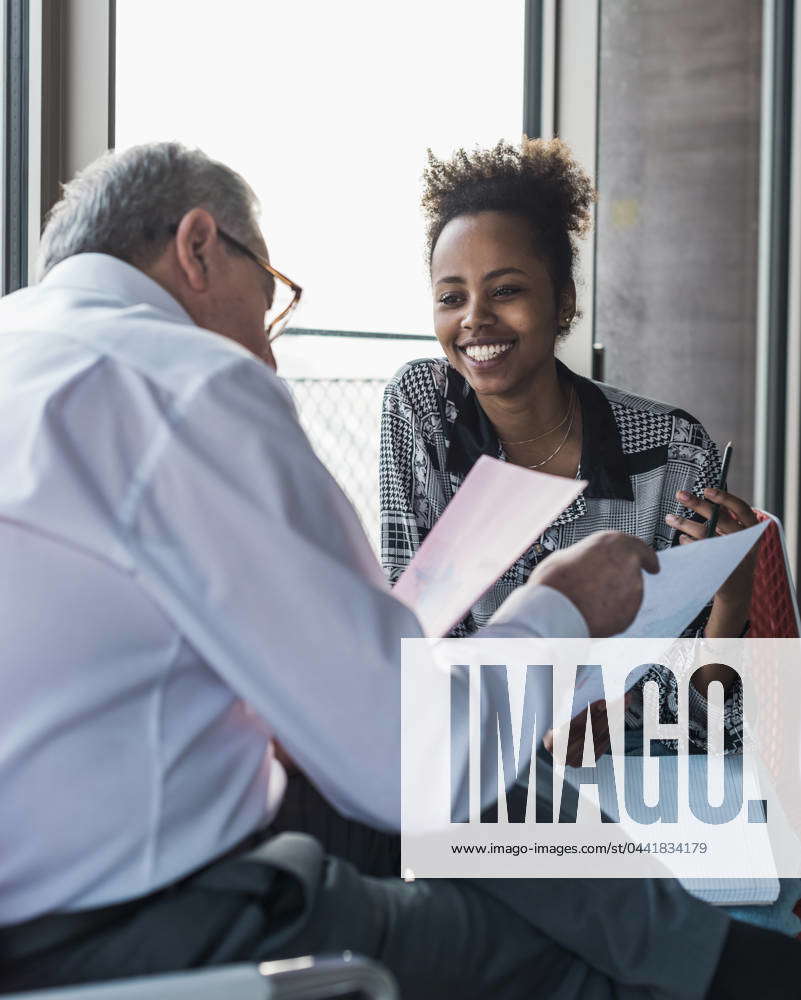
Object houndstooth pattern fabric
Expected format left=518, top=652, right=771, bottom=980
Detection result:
left=380, top=356, right=741, bottom=752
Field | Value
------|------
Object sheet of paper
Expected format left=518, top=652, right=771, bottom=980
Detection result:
left=619, top=521, right=768, bottom=638
left=560, top=522, right=769, bottom=715
left=393, top=455, right=586, bottom=637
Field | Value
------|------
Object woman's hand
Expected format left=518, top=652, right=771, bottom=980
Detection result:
left=665, top=486, right=759, bottom=646
left=543, top=692, right=635, bottom=766
left=543, top=699, right=610, bottom=766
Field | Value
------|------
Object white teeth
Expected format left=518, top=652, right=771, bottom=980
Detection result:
left=463, top=342, right=513, bottom=362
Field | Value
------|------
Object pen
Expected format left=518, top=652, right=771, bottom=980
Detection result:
left=706, top=441, right=733, bottom=538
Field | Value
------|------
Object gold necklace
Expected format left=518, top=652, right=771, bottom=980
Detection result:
left=523, top=394, right=577, bottom=469
left=499, top=386, right=575, bottom=445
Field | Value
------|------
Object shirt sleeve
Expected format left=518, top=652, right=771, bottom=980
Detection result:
left=122, top=357, right=588, bottom=830
left=629, top=421, right=742, bottom=751
left=625, top=659, right=744, bottom=754
left=678, top=420, right=723, bottom=639
left=680, top=424, right=743, bottom=748
left=378, top=369, right=481, bottom=638
left=379, top=374, right=425, bottom=585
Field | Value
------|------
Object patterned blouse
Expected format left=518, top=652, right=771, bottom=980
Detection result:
left=379, top=356, right=742, bottom=751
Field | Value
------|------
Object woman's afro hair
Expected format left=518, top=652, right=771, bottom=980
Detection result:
left=421, top=136, right=595, bottom=297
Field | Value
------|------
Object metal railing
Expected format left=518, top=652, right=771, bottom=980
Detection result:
left=287, top=376, right=388, bottom=551
left=283, top=328, right=436, bottom=552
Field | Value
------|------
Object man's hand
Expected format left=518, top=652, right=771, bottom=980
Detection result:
left=530, top=531, right=659, bottom=637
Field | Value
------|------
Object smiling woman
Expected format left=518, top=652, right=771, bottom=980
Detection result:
left=421, top=139, right=591, bottom=483
left=380, top=136, right=760, bottom=755
left=430, top=210, right=582, bottom=479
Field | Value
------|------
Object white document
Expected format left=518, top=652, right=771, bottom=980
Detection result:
left=393, top=455, right=586, bottom=637
left=560, top=523, right=769, bottom=716
left=620, top=521, right=768, bottom=638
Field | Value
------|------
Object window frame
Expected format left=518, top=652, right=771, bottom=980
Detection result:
left=3, top=0, right=30, bottom=294
left=755, top=0, right=795, bottom=526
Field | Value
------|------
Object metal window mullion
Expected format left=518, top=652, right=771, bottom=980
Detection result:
left=107, top=0, right=115, bottom=149
left=3, top=0, right=29, bottom=293
left=550, top=0, right=599, bottom=379
left=523, top=0, right=558, bottom=141
left=283, top=328, right=436, bottom=342
left=524, top=0, right=544, bottom=138
left=783, top=0, right=801, bottom=579
left=41, top=0, right=66, bottom=232
left=755, top=0, right=794, bottom=518
left=0, top=3, right=4, bottom=289
left=27, top=0, right=42, bottom=279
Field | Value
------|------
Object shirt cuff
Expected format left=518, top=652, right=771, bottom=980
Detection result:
left=483, top=584, right=589, bottom=640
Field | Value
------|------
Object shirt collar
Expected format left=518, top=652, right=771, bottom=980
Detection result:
left=445, top=358, right=633, bottom=502
left=40, top=252, right=195, bottom=326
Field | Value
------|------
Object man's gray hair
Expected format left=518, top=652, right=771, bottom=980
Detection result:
left=36, top=142, right=261, bottom=280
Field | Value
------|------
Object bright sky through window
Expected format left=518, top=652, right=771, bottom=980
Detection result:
left=115, top=0, right=525, bottom=344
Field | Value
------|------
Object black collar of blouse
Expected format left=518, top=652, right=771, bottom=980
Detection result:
left=444, top=358, right=634, bottom=501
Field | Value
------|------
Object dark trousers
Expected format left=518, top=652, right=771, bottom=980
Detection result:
left=2, top=772, right=797, bottom=999
left=0, top=831, right=621, bottom=998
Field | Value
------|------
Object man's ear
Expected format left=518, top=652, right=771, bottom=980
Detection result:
left=173, top=208, right=219, bottom=292
left=558, top=279, right=577, bottom=330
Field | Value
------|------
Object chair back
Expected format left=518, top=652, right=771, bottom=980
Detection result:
left=748, top=510, right=801, bottom=638
left=1, top=955, right=399, bottom=1000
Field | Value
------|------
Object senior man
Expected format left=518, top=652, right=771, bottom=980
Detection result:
left=0, top=143, right=796, bottom=999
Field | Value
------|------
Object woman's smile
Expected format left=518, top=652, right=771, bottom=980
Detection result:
left=432, top=212, right=567, bottom=400
left=457, top=338, right=517, bottom=368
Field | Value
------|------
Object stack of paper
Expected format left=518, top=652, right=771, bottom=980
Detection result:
left=562, top=755, right=779, bottom=906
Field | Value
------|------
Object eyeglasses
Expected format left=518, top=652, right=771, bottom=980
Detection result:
left=216, top=228, right=302, bottom=344
left=166, top=222, right=302, bottom=343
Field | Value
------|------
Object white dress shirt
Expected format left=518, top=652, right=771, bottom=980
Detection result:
left=0, top=253, right=587, bottom=924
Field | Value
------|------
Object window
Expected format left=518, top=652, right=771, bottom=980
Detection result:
left=115, top=0, right=526, bottom=543
left=2, top=0, right=29, bottom=294
left=115, top=1, right=525, bottom=341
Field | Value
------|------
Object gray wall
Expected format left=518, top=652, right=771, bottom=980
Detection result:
left=594, top=0, right=762, bottom=499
